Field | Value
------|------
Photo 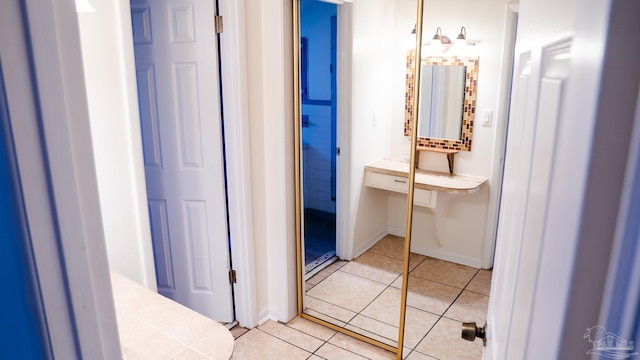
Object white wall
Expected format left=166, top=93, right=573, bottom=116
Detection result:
left=77, top=1, right=157, bottom=289
left=381, top=0, right=511, bottom=268
left=347, top=0, right=401, bottom=257
left=245, top=0, right=298, bottom=324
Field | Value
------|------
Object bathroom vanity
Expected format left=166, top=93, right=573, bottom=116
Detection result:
left=365, top=156, right=487, bottom=204
left=365, top=155, right=488, bottom=266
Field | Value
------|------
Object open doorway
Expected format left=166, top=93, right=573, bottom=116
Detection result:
left=300, top=0, right=338, bottom=275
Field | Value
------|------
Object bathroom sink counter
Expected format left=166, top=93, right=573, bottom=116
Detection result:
left=365, top=156, right=487, bottom=194
left=111, top=272, right=234, bottom=359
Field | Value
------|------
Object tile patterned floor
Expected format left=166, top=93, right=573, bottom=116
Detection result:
left=231, top=235, right=492, bottom=360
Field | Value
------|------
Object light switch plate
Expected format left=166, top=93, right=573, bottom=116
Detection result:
left=482, top=110, right=493, bottom=127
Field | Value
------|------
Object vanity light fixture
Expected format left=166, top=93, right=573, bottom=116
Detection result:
left=431, top=27, right=452, bottom=45
left=455, top=27, right=467, bottom=46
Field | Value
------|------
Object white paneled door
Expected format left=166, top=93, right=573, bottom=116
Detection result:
left=131, top=0, right=233, bottom=322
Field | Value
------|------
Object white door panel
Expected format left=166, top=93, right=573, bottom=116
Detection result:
left=486, top=34, right=573, bottom=359
left=485, top=52, right=532, bottom=359
left=507, top=39, right=571, bottom=359
left=132, top=0, right=233, bottom=322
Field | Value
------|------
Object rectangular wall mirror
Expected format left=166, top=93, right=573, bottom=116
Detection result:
left=404, top=52, right=479, bottom=151
left=293, top=0, right=422, bottom=357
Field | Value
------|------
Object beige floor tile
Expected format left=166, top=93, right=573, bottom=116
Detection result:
left=340, top=252, right=404, bottom=285
left=230, top=326, right=249, bottom=339
left=405, top=350, right=438, bottom=359
left=169, top=348, right=209, bottom=360
left=306, top=281, right=315, bottom=292
left=286, top=316, right=337, bottom=341
left=190, top=326, right=236, bottom=359
left=367, top=236, right=427, bottom=271
left=334, top=259, right=348, bottom=267
left=346, top=314, right=398, bottom=346
left=415, top=317, right=483, bottom=360
left=308, top=356, right=325, bottom=360
left=258, top=320, right=324, bottom=353
left=318, top=265, right=339, bottom=278
left=410, top=258, right=478, bottom=288
left=328, top=332, right=397, bottom=360
left=315, top=342, right=370, bottom=360
left=402, top=307, right=440, bottom=350
left=325, top=262, right=344, bottom=273
left=304, top=295, right=356, bottom=324
left=392, top=276, right=462, bottom=315
left=306, top=270, right=387, bottom=312
left=122, top=330, right=185, bottom=360
left=232, top=329, right=311, bottom=360
left=304, top=309, right=348, bottom=328
left=307, top=274, right=326, bottom=286
left=360, top=287, right=402, bottom=326
left=443, top=290, right=489, bottom=324
left=466, top=269, right=492, bottom=296
left=368, top=235, right=406, bottom=260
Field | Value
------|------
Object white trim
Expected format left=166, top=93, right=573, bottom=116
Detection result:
left=6, top=0, right=120, bottom=357
left=218, top=0, right=259, bottom=328
left=262, top=0, right=297, bottom=323
left=481, top=5, right=519, bottom=269
left=336, top=3, right=354, bottom=261
left=0, top=1, right=77, bottom=357
left=387, top=226, right=482, bottom=268
left=412, top=244, right=483, bottom=269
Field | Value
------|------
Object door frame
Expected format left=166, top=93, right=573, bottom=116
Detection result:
left=217, top=0, right=259, bottom=327
left=335, top=2, right=353, bottom=260
left=1, top=0, right=121, bottom=357
left=481, top=4, right=519, bottom=269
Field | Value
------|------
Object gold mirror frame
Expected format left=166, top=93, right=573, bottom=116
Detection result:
left=404, top=51, right=479, bottom=151
left=293, top=0, right=425, bottom=358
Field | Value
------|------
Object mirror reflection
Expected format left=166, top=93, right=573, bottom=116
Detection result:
left=297, top=0, right=510, bottom=357
left=417, top=64, right=466, bottom=139
left=404, top=53, right=479, bottom=152
left=297, top=0, right=416, bottom=352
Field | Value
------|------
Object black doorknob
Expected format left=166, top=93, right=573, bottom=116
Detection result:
left=461, top=322, right=486, bottom=346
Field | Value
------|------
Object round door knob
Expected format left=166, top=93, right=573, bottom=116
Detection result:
left=461, top=322, right=486, bottom=346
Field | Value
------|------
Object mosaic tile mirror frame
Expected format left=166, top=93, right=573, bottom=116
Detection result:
left=404, top=50, right=479, bottom=151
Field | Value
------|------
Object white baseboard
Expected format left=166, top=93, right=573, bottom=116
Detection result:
left=411, top=243, right=482, bottom=268
left=257, top=307, right=276, bottom=326
left=386, top=226, right=483, bottom=268
left=387, top=225, right=405, bottom=237
left=352, top=230, right=388, bottom=259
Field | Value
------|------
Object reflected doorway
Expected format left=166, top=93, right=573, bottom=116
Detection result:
left=300, top=0, right=338, bottom=275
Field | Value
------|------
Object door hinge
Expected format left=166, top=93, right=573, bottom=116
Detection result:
left=214, top=15, right=223, bottom=34
left=228, top=269, right=237, bottom=283
left=336, top=147, right=341, bottom=155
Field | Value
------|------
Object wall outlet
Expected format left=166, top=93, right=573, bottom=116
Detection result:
left=482, top=110, right=493, bottom=127
left=372, top=112, right=378, bottom=127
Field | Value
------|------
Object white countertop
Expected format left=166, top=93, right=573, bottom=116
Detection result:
left=365, top=156, right=487, bottom=194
